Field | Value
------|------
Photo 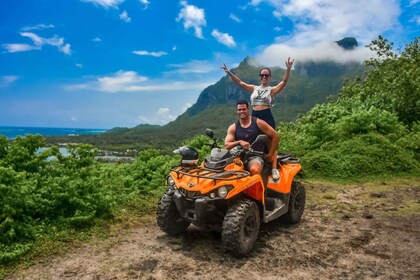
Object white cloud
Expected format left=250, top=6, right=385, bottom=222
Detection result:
left=59, top=42, right=71, bottom=55
left=21, top=32, right=44, bottom=46
left=80, top=0, right=124, bottom=9
left=272, top=10, right=281, bottom=19
left=75, top=63, right=83, bottom=68
left=176, top=1, right=206, bottom=39
left=172, top=45, right=177, bottom=51
left=122, top=81, right=212, bottom=92
left=66, top=70, right=214, bottom=93
left=0, top=76, right=19, bottom=88
left=230, top=13, right=241, bottom=23
left=139, top=0, right=149, bottom=8
left=92, top=37, right=102, bottom=42
left=21, top=24, right=55, bottom=31
left=166, top=60, right=217, bottom=75
left=247, top=0, right=401, bottom=64
left=2, top=43, right=40, bottom=53
left=97, top=70, right=148, bottom=92
left=156, top=107, right=176, bottom=122
left=2, top=32, right=71, bottom=55
left=43, top=34, right=72, bottom=55
left=211, top=29, right=236, bottom=48
left=411, top=14, right=420, bottom=25
left=120, top=10, right=131, bottom=22
left=253, top=0, right=400, bottom=47
left=256, top=41, right=373, bottom=66
left=249, top=0, right=263, bottom=5
left=137, top=105, right=194, bottom=125
left=181, top=102, right=192, bottom=113
left=132, top=50, right=168, bottom=57
left=138, top=103, right=193, bottom=125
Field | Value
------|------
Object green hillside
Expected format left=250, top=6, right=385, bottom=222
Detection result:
left=47, top=40, right=365, bottom=151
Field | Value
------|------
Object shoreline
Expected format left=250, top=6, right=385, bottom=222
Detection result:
left=0, top=126, right=108, bottom=140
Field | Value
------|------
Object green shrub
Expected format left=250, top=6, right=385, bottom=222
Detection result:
left=128, top=149, right=177, bottom=197
left=0, top=136, right=118, bottom=263
left=302, top=133, right=419, bottom=179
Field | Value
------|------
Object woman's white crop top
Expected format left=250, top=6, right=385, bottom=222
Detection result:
left=250, top=86, right=273, bottom=106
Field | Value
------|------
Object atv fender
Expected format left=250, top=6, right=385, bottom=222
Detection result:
left=267, top=163, right=301, bottom=194
left=226, top=175, right=265, bottom=204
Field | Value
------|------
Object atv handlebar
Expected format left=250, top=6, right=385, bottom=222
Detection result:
left=231, top=145, right=265, bottom=160
left=244, top=148, right=265, bottom=159
left=205, top=129, right=267, bottom=159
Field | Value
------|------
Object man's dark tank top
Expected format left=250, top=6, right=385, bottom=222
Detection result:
left=235, top=117, right=262, bottom=148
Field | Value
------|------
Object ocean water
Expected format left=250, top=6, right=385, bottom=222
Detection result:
left=0, top=126, right=107, bottom=139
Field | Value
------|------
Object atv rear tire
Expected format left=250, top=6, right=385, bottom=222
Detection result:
left=282, top=181, right=306, bottom=223
left=222, top=199, right=260, bottom=257
left=156, top=191, right=190, bottom=235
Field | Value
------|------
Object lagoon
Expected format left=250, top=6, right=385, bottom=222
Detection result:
left=0, top=126, right=107, bottom=139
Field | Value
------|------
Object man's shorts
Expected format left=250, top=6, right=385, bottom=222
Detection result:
left=247, top=156, right=264, bottom=169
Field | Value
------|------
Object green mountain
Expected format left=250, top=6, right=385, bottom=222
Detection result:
left=47, top=38, right=365, bottom=152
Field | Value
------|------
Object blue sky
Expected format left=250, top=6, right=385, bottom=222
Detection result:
left=0, top=0, right=419, bottom=129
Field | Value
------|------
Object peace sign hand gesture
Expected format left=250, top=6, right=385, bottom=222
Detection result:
left=285, top=57, right=295, bottom=69
left=220, top=64, right=228, bottom=73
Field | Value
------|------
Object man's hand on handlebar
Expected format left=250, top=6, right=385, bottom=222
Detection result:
left=238, top=140, right=250, bottom=150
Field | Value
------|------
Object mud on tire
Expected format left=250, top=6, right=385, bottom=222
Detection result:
left=282, top=181, right=306, bottom=224
left=156, top=191, right=190, bottom=235
left=222, top=199, right=260, bottom=257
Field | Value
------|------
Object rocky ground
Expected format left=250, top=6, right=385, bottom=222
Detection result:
left=5, top=180, right=420, bottom=280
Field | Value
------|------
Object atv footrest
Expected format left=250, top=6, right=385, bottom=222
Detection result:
left=264, top=198, right=287, bottom=223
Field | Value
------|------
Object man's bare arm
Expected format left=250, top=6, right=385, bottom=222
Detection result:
left=224, top=124, right=250, bottom=150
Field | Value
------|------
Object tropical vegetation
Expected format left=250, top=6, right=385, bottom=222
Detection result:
left=0, top=36, right=418, bottom=269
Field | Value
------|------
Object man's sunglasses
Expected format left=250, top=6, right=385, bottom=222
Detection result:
left=259, top=74, right=271, bottom=78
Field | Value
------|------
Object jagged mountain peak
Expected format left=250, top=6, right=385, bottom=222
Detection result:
left=336, top=37, right=358, bottom=50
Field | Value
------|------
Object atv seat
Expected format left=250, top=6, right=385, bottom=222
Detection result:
left=277, top=153, right=300, bottom=167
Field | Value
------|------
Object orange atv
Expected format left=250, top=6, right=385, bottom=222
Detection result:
left=156, top=129, right=305, bottom=257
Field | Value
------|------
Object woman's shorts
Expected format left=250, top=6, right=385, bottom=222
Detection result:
left=252, top=108, right=275, bottom=129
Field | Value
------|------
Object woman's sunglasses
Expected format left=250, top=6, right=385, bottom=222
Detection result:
left=259, top=74, right=271, bottom=78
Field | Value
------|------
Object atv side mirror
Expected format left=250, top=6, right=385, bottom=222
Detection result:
left=205, top=129, right=218, bottom=149
left=205, top=128, right=214, bottom=139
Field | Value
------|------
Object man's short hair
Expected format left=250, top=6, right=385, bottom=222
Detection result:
left=236, top=99, right=249, bottom=108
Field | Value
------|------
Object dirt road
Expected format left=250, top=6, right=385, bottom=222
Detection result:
left=6, top=180, right=420, bottom=280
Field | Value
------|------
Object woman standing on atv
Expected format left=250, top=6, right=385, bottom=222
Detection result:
left=220, top=57, right=294, bottom=129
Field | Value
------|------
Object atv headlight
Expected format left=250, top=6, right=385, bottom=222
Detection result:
left=166, top=176, right=175, bottom=187
left=218, top=186, right=228, bottom=198
left=216, top=185, right=234, bottom=198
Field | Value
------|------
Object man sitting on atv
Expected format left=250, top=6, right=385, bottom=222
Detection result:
left=224, top=100, right=280, bottom=179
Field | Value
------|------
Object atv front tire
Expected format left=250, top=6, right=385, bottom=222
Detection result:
left=222, top=199, right=260, bottom=257
left=282, top=181, right=306, bottom=223
left=156, top=191, right=190, bottom=235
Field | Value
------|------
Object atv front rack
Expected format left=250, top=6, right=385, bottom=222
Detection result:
left=172, top=166, right=250, bottom=181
